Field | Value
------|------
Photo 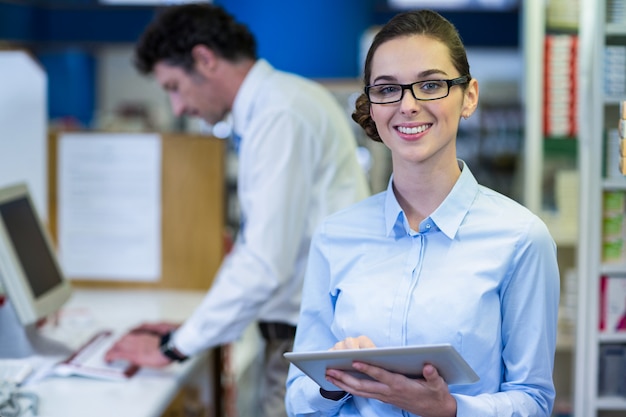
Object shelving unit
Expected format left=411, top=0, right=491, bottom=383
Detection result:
left=575, top=0, right=626, bottom=416
left=522, top=3, right=582, bottom=415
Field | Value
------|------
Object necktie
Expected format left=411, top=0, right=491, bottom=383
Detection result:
left=231, top=133, right=242, bottom=155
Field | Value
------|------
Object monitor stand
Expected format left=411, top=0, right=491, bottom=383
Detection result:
left=0, top=298, right=72, bottom=358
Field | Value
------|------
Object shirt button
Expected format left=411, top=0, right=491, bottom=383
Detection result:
left=426, top=224, right=431, bottom=229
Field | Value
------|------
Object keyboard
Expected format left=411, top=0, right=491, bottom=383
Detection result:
left=0, top=359, right=33, bottom=385
left=54, top=330, right=140, bottom=381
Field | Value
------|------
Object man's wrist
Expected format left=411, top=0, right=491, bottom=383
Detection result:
left=159, top=331, right=188, bottom=362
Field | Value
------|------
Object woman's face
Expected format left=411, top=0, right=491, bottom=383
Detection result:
left=368, top=34, right=478, bottom=167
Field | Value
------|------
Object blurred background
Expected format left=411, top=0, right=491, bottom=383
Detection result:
left=0, top=0, right=528, bottom=200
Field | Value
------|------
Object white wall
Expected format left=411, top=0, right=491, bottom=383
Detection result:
left=96, top=46, right=173, bottom=131
left=0, top=51, right=48, bottom=219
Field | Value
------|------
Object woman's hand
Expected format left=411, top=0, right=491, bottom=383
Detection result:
left=330, top=335, right=376, bottom=351
left=325, top=336, right=457, bottom=417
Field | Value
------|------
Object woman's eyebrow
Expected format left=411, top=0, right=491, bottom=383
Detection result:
left=371, top=75, right=398, bottom=84
left=417, top=69, right=448, bottom=78
left=371, top=69, right=450, bottom=85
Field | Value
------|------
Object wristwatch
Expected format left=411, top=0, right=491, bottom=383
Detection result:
left=159, top=331, right=188, bottom=362
left=319, top=388, right=350, bottom=401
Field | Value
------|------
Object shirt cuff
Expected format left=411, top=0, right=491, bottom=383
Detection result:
left=319, top=388, right=350, bottom=401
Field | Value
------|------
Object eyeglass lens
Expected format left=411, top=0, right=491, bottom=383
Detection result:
left=368, top=80, right=451, bottom=104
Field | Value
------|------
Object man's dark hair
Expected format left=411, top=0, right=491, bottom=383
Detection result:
left=134, top=3, right=257, bottom=75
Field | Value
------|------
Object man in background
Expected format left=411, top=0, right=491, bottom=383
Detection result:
left=105, top=4, right=370, bottom=416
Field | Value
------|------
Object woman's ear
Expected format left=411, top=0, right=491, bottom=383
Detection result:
left=461, top=78, right=479, bottom=119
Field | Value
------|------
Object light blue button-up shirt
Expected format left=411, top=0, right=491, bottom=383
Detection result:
left=286, top=162, right=560, bottom=417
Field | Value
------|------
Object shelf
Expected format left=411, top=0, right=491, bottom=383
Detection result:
left=599, top=333, right=626, bottom=343
left=596, top=396, right=626, bottom=410
left=574, top=0, right=626, bottom=415
left=605, top=97, right=626, bottom=105
left=606, top=23, right=626, bottom=36
left=601, top=263, right=626, bottom=275
left=603, top=178, right=626, bottom=190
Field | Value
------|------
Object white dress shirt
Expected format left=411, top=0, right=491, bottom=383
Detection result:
left=174, top=59, right=370, bottom=354
left=286, top=162, right=560, bottom=416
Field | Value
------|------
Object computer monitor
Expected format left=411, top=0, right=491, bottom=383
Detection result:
left=0, top=182, right=72, bottom=326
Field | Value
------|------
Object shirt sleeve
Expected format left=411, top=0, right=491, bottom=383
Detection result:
left=174, top=108, right=318, bottom=354
left=286, top=227, right=351, bottom=416
left=455, top=216, right=560, bottom=416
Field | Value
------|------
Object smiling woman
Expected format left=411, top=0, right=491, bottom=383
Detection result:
left=285, top=9, right=559, bottom=417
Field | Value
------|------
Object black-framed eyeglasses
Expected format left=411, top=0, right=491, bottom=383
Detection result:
left=365, top=75, right=471, bottom=104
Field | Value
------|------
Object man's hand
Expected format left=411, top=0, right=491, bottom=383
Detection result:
left=104, top=321, right=181, bottom=368
left=130, top=322, right=180, bottom=336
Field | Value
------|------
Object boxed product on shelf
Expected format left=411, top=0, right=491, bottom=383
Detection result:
left=558, top=269, right=577, bottom=339
left=602, top=191, right=626, bottom=262
left=607, top=0, right=626, bottom=25
left=543, top=34, right=578, bottom=137
left=598, top=343, right=626, bottom=397
left=609, top=129, right=622, bottom=176
left=600, top=275, right=626, bottom=333
left=605, top=46, right=626, bottom=99
left=603, top=190, right=625, bottom=215
left=554, top=170, right=578, bottom=236
left=607, top=103, right=626, bottom=176
left=546, top=0, right=579, bottom=30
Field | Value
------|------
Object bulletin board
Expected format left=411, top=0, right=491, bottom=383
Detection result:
left=47, top=131, right=226, bottom=291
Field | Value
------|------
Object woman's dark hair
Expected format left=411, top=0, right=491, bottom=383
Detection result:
left=134, top=3, right=257, bottom=75
left=352, top=10, right=471, bottom=142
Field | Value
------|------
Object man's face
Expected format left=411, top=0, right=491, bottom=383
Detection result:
left=153, top=61, right=228, bottom=125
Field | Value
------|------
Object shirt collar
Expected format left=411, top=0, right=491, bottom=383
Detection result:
left=384, top=160, right=479, bottom=239
left=231, top=58, right=272, bottom=136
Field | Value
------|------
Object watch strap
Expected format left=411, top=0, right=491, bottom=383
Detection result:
left=159, top=331, right=188, bottom=362
left=319, top=387, right=350, bottom=401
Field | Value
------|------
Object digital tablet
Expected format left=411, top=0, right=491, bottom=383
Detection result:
left=284, top=343, right=479, bottom=391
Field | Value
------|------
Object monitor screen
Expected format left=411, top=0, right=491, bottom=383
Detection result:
left=0, top=183, right=72, bottom=326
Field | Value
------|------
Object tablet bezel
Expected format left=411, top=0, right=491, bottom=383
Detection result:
left=284, top=343, right=479, bottom=391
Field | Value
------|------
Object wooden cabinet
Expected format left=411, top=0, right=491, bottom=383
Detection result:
left=47, top=131, right=226, bottom=291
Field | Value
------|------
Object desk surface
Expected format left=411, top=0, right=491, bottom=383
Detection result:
left=23, top=288, right=211, bottom=417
